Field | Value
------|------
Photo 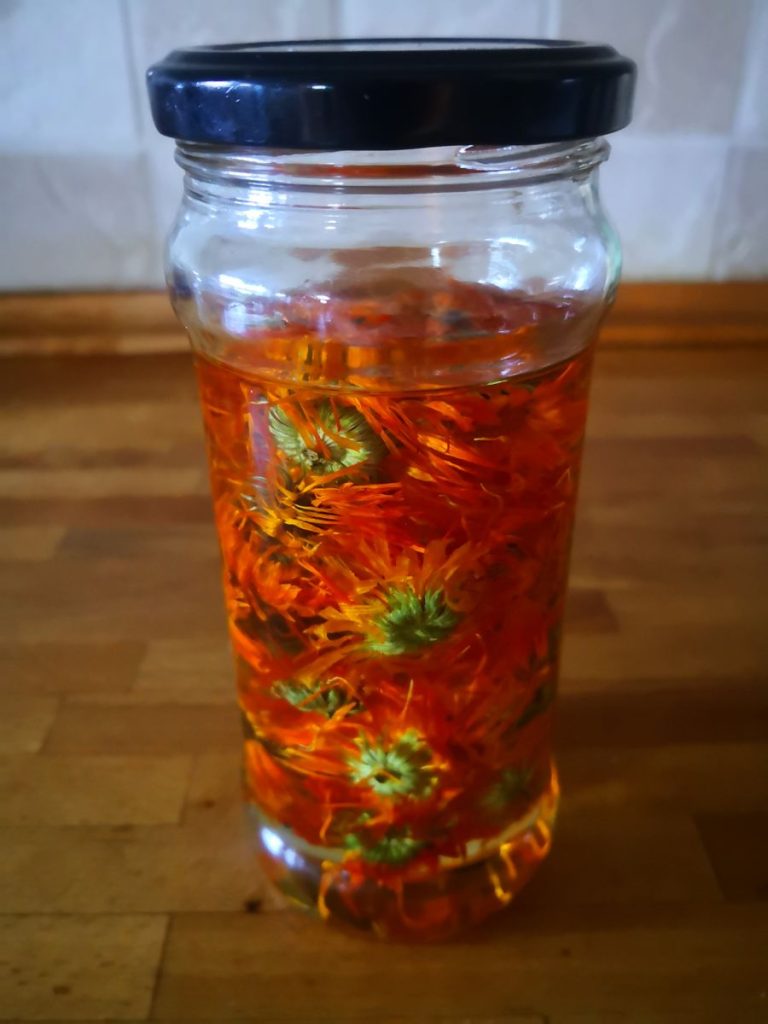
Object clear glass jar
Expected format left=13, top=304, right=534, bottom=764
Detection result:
left=166, top=140, right=618, bottom=936
left=149, top=38, right=634, bottom=940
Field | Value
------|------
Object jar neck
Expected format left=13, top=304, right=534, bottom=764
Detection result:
left=176, top=139, right=609, bottom=203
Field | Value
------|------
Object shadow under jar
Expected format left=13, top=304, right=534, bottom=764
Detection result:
left=147, top=39, right=635, bottom=941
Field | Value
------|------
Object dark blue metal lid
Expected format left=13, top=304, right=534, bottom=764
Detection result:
left=146, top=38, right=636, bottom=150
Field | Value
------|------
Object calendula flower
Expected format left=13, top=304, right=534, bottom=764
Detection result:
left=309, top=538, right=476, bottom=656
left=269, top=400, right=384, bottom=478
left=349, top=729, right=436, bottom=799
left=273, top=679, right=355, bottom=718
left=234, top=548, right=303, bottom=615
left=515, top=683, right=554, bottom=728
left=344, top=827, right=425, bottom=865
left=482, top=766, right=533, bottom=812
left=369, top=586, right=459, bottom=656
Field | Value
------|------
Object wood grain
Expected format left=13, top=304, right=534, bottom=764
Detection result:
left=0, top=915, right=166, bottom=1021
left=0, top=332, right=766, bottom=1021
left=1, top=282, right=768, bottom=355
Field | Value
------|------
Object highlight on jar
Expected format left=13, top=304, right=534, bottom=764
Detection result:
left=147, top=39, right=635, bottom=940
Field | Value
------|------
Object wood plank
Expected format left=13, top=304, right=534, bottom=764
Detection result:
left=0, top=695, right=58, bottom=754
left=0, top=495, right=214, bottom=528
left=43, top=703, right=240, bottom=756
left=522, top=806, right=720, bottom=907
left=57, top=525, right=217, bottom=562
left=0, top=553, right=225, bottom=643
left=151, top=904, right=768, bottom=1021
left=695, top=812, right=768, bottom=902
left=0, top=755, right=190, bottom=826
left=0, top=642, right=145, bottom=695
left=555, top=682, right=768, bottom=748
left=1, top=282, right=768, bottom=356
left=1, top=1019, right=546, bottom=1024
left=134, top=639, right=234, bottom=697
left=0, top=822, right=271, bottom=915
left=603, top=280, right=768, bottom=346
left=0, top=291, right=182, bottom=355
left=562, top=626, right=766, bottom=685
left=0, top=467, right=205, bottom=500
left=0, top=352, right=196, bottom=402
left=181, top=751, right=251, bottom=829
left=558, top=742, right=768, bottom=815
left=0, top=526, right=66, bottom=562
left=0, top=915, right=166, bottom=1021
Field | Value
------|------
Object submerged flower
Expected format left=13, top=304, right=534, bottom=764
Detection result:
left=349, top=730, right=436, bottom=799
left=268, top=400, right=384, bottom=477
left=344, top=827, right=426, bottom=865
left=240, top=709, right=258, bottom=741
left=273, top=679, right=353, bottom=718
left=230, top=606, right=303, bottom=656
left=515, top=684, right=554, bottom=728
left=482, top=766, right=533, bottom=812
left=369, top=586, right=459, bottom=656
left=309, top=540, right=474, bottom=655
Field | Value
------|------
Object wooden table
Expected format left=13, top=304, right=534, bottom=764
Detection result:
left=0, top=341, right=766, bottom=1022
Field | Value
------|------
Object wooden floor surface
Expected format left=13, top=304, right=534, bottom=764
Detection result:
left=0, top=345, right=766, bottom=1022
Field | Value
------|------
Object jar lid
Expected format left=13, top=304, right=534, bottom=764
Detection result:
left=146, top=38, right=635, bottom=150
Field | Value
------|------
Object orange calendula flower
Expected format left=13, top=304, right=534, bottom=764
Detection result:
left=268, top=399, right=385, bottom=479
left=348, top=730, right=438, bottom=799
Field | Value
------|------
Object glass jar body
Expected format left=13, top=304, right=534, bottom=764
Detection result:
left=167, top=142, right=619, bottom=940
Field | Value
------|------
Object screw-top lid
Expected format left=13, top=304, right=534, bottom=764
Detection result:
left=146, top=38, right=635, bottom=150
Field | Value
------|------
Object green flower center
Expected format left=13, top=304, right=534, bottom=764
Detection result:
left=483, top=766, right=533, bottom=812
left=268, top=401, right=383, bottom=477
left=273, top=679, right=349, bottom=718
left=369, top=586, right=459, bottom=656
left=516, top=684, right=554, bottom=728
left=344, top=828, right=425, bottom=865
left=349, top=730, right=436, bottom=798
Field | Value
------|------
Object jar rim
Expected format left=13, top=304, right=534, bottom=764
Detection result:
left=175, top=139, right=611, bottom=198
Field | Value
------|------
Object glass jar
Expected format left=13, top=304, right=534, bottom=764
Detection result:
left=148, top=40, right=635, bottom=940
